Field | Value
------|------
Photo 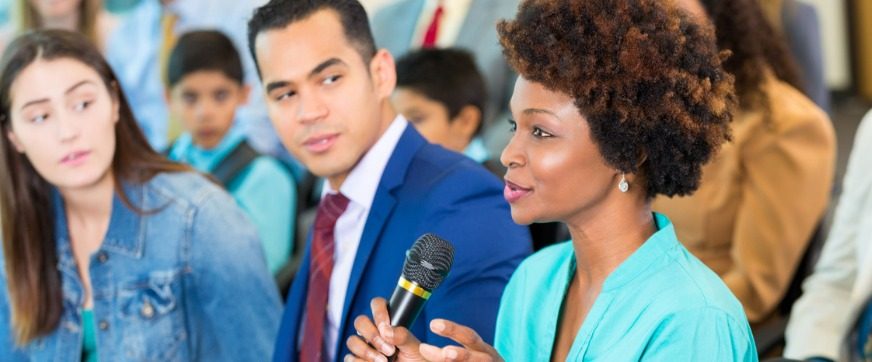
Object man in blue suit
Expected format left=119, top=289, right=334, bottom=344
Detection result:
left=247, top=1, right=532, bottom=361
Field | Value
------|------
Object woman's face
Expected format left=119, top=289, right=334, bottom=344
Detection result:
left=501, top=77, right=620, bottom=225
left=28, top=0, right=82, bottom=20
left=6, top=57, right=119, bottom=191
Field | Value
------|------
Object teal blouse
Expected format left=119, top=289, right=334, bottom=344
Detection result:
left=168, top=129, right=296, bottom=273
left=81, top=309, right=97, bottom=362
left=494, top=213, right=757, bottom=361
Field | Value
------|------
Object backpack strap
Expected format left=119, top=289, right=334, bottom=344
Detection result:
left=212, top=140, right=260, bottom=188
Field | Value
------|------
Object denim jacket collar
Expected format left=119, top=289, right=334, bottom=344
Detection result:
left=52, top=181, right=147, bottom=260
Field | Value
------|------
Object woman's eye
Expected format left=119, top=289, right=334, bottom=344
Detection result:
left=31, top=113, right=49, bottom=124
left=73, top=100, right=92, bottom=112
left=532, top=126, right=553, bottom=138
left=508, top=119, right=517, bottom=133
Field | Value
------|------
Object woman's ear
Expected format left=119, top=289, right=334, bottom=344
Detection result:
left=7, top=130, right=25, bottom=153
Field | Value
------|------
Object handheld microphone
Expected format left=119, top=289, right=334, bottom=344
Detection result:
left=388, top=233, right=455, bottom=328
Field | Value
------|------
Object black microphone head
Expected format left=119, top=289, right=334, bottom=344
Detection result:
left=402, top=233, right=454, bottom=291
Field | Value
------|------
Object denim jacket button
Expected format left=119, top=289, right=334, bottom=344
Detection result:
left=97, top=252, right=108, bottom=263
left=141, top=301, right=154, bottom=318
left=98, top=320, right=109, bottom=330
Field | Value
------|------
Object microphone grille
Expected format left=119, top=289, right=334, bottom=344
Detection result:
left=402, top=233, right=455, bottom=291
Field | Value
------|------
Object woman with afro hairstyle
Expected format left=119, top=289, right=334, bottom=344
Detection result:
left=656, top=0, right=836, bottom=327
left=345, top=0, right=757, bottom=360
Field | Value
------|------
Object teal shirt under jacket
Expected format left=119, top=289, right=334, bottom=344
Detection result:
left=168, top=129, right=296, bottom=274
left=495, top=213, right=758, bottom=361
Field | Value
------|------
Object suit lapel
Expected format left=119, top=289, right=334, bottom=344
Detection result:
left=278, top=229, right=313, bottom=362
left=334, top=126, right=426, bottom=356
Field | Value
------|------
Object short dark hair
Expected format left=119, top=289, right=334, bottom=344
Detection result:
left=498, top=0, right=735, bottom=198
left=247, top=0, right=376, bottom=76
left=395, top=48, right=487, bottom=136
left=167, top=30, right=244, bottom=88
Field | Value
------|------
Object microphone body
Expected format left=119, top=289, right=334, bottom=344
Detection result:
left=388, top=276, right=432, bottom=327
left=381, top=233, right=454, bottom=361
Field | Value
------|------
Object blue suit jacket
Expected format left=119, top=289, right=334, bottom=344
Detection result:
left=273, top=126, right=532, bottom=361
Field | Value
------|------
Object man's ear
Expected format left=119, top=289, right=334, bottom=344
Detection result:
left=369, top=49, right=397, bottom=100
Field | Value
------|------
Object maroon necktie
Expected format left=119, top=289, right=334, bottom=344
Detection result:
left=421, top=2, right=444, bottom=48
left=299, top=193, right=350, bottom=362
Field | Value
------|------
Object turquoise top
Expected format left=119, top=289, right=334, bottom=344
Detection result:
left=81, top=309, right=97, bottom=362
left=494, top=213, right=757, bottom=361
left=168, top=128, right=296, bottom=273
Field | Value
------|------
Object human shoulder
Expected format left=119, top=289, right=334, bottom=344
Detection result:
left=144, top=171, right=228, bottom=210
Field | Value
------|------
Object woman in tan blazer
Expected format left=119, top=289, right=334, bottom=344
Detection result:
left=659, top=0, right=836, bottom=324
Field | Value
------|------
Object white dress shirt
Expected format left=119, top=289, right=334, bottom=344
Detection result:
left=312, top=116, right=408, bottom=360
left=410, top=0, right=473, bottom=48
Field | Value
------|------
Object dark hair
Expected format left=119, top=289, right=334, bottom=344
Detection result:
left=247, top=0, right=376, bottom=76
left=395, top=48, right=488, bottom=136
left=0, top=30, right=189, bottom=345
left=699, top=0, right=803, bottom=111
left=167, top=30, right=244, bottom=88
left=498, top=0, right=735, bottom=198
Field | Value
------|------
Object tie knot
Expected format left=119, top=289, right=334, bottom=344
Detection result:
left=315, top=193, right=350, bottom=230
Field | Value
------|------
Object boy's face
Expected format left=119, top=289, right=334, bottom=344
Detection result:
left=168, top=70, right=250, bottom=149
left=392, top=87, right=478, bottom=153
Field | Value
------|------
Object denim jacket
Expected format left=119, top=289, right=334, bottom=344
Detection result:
left=0, top=172, right=282, bottom=361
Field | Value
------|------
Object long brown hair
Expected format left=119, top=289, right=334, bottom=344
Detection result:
left=0, top=30, right=188, bottom=345
left=700, top=0, right=803, bottom=112
left=12, top=0, right=103, bottom=47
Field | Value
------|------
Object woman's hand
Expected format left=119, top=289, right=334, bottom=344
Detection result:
left=345, top=298, right=504, bottom=362
left=417, top=319, right=503, bottom=362
left=345, top=297, right=425, bottom=362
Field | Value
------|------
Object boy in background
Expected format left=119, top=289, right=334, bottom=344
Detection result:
left=165, top=30, right=296, bottom=275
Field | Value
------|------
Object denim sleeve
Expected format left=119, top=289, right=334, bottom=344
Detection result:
left=186, top=189, right=283, bottom=361
left=417, top=167, right=532, bottom=347
left=0, top=245, right=30, bottom=361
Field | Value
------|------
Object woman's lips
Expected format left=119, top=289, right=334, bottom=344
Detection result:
left=504, top=180, right=532, bottom=203
left=59, top=150, right=91, bottom=166
left=303, top=133, right=339, bottom=154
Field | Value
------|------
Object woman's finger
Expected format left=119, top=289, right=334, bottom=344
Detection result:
left=429, top=319, right=492, bottom=352
left=346, top=335, right=389, bottom=362
left=354, top=315, right=396, bottom=356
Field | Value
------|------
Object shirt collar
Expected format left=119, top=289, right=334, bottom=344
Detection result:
left=322, top=115, right=408, bottom=210
left=463, top=137, right=490, bottom=164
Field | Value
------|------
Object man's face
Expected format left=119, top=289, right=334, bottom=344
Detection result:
left=254, top=9, right=396, bottom=188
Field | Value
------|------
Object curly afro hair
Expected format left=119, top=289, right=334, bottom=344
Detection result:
left=498, top=0, right=735, bottom=198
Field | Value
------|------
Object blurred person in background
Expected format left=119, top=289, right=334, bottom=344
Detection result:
left=0, top=0, right=117, bottom=51
left=656, top=0, right=836, bottom=327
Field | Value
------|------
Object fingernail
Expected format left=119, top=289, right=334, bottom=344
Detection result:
left=379, top=322, right=394, bottom=339
left=376, top=354, right=388, bottom=362
left=431, top=319, right=445, bottom=332
left=419, top=343, right=438, bottom=355
left=374, top=337, right=396, bottom=356
left=446, top=348, right=458, bottom=359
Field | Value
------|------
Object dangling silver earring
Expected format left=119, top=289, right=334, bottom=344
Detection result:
left=618, top=173, right=629, bottom=193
